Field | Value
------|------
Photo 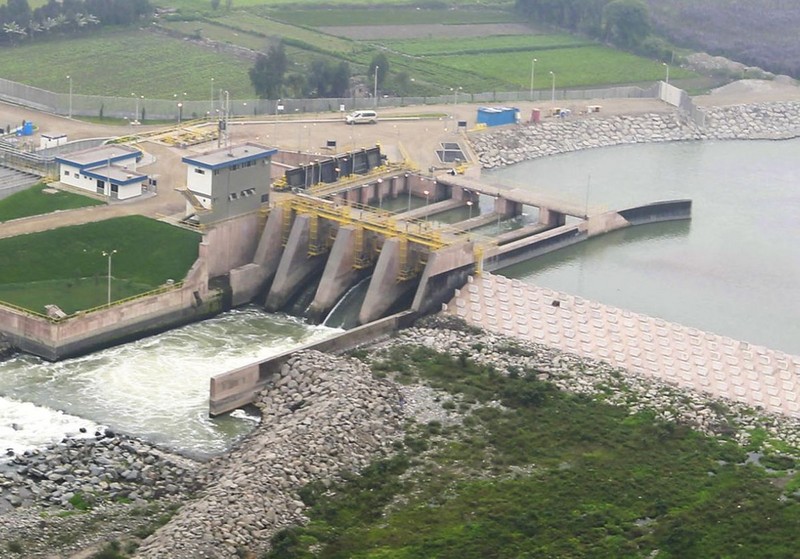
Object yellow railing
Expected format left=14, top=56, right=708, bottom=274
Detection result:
left=0, top=281, right=185, bottom=324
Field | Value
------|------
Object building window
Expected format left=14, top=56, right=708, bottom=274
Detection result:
left=261, top=194, right=269, bottom=203
left=194, top=168, right=206, bottom=175
left=63, top=169, right=69, bottom=175
left=228, top=192, right=238, bottom=201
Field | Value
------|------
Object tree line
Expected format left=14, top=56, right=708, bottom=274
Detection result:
left=1, top=0, right=151, bottom=44
left=515, top=0, right=667, bottom=56
left=249, top=44, right=391, bottom=100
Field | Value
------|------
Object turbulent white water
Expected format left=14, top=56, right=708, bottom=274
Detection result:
left=0, top=307, right=339, bottom=459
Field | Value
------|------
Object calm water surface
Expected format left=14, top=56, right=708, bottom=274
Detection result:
left=487, top=139, right=800, bottom=356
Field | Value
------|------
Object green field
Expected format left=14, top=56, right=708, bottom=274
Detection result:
left=0, top=3, right=699, bottom=101
left=0, top=216, right=200, bottom=314
left=385, top=34, right=592, bottom=56
left=432, top=46, right=694, bottom=90
left=265, top=7, right=517, bottom=27
left=0, top=183, right=104, bottom=223
left=0, top=29, right=254, bottom=99
left=264, top=343, right=800, bottom=558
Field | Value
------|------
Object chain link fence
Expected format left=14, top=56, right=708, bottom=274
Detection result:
left=0, top=77, right=659, bottom=122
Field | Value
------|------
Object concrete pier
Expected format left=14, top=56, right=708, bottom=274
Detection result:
left=265, top=214, right=330, bottom=311
left=445, top=273, right=800, bottom=418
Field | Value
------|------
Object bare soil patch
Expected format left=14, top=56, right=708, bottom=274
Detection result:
left=320, top=23, right=534, bottom=41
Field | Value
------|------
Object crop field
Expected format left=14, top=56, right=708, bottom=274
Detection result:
left=0, top=216, right=200, bottom=314
left=0, top=3, right=700, bottom=102
left=384, top=34, right=592, bottom=56
left=432, top=46, right=694, bottom=90
left=154, top=0, right=507, bottom=11
left=212, top=12, right=358, bottom=55
left=0, top=30, right=253, bottom=99
left=266, top=7, right=517, bottom=27
left=321, top=22, right=537, bottom=41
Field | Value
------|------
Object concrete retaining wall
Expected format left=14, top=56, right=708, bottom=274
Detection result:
left=0, top=282, right=223, bottom=360
left=486, top=199, right=692, bottom=272
left=209, top=311, right=418, bottom=416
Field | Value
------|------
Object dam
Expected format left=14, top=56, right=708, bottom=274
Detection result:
left=205, top=162, right=691, bottom=415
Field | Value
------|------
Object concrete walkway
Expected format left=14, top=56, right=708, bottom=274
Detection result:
left=445, top=273, right=800, bottom=418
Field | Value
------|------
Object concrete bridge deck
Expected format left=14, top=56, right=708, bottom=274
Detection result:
left=438, top=175, right=590, bottom=218
left=445, top=273, right=800, bottom=418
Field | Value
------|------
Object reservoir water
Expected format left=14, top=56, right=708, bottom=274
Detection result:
left=487, top=139, right=800, bottom=356
left=0, top=307, right=336, bottom=459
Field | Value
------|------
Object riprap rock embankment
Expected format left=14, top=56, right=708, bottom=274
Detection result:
left=472, top=101, right=800, bottom=169
left=135, top=350, right=403, bottom=559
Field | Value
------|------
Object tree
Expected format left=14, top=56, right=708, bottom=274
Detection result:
left=249, top=42, right=288, bottom=99
left=369, top=52, right=389, bottom=89
left=330, top=61, right=351, bottom=98
left=602, top=0, right=650, bottom=49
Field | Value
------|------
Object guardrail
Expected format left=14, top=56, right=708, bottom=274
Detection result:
left=0, top=281, right=185, bottom=323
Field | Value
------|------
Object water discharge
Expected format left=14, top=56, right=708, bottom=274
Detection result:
left=0, top=307, right=338, bottom=459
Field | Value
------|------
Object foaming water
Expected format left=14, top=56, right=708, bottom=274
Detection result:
left=0, top=397, right=100, bottom=459
left=0, top=306, right=339, bottom=457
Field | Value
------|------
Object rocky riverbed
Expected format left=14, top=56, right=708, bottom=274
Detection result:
left=471, top=101, right=800, bottom=168
left=2, top=316, right=798, bottom=558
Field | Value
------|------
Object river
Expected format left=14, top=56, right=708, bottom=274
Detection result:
left=486, top=139, right=800, bottom=356
left=0, top=307, right=337, bottom=459
left=3, top=138, right=798, bottom=459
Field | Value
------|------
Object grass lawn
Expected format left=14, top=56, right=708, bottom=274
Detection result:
left=0, top=29, right=254, bottom=99
left=265, top=344, right=800, bottom=558
left=0, top=216, right=200, bottom=314
left=0, top=183, right=104, bottom=223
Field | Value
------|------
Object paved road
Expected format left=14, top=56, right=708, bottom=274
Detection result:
left=1, top=79, right=797, bottom=238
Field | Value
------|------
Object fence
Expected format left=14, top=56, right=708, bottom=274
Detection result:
left=0, top=76, right=660, bottom=122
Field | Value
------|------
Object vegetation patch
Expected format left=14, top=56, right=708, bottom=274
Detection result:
left=0, top=29, right=253, bottom=98
left=264, top=347, right=800, bottom=558
left=0, top=183, right=104, bottom=222
left=0, top=216, right=199, bottom=313
left=266, top=7, right=517, bottom=27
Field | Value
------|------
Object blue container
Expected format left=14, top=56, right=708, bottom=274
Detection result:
left=476, top=107, right=519, bottom=127
left=20, top=121, right=34, bottom=136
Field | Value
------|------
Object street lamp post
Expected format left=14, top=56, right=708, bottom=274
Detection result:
left=495, top=195, right=502, bottom=233
left=67, top=75, right=73, bottom=119
left=132, top=93, right=139, bottom=123
left=452, top=86, right=462, bottom=106
left=177, top=102, right=183, bottom=124
left=466, top=200, right=473, bottom=220
left=530, top=58, right=537, bottom=101
left=210, top=77, right=215, bottom=114
left=374, top=66, right=379, bottom=108
left=663, top=62, right=670, bottom=84
left=406, top=174, right=412, bottom=211
left=423, top=189, right=430, bottom=222
left=549, top=71, right=555, bottom=105
left=101, top=250, right=117, bottom=306
left=377, top=178, right=383, bottom=209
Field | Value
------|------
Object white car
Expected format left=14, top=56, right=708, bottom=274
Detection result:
left=345, top=110, right=378, bottom=124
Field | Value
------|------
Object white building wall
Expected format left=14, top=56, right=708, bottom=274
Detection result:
left=60, top=164, right=104, bottom=194
left=118, top=183, right=143, bottom=200
left=186, top=166, right=214, bottom=196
